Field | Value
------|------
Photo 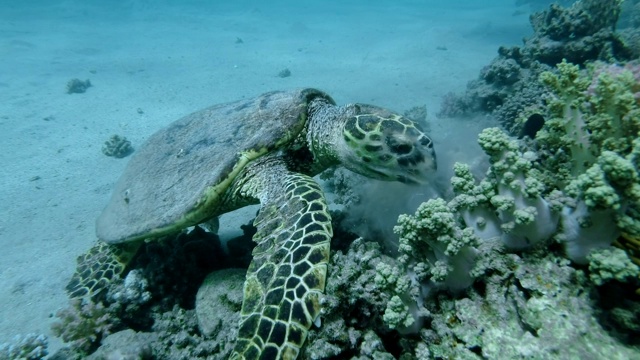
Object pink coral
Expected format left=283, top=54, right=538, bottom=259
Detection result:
left=587, top=62, right=640, bottom=101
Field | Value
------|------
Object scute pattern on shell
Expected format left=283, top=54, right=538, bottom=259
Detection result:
left=96, top=88, right=334, bottom=244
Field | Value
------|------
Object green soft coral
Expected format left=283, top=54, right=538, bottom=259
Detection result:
left=477, top=126, right=518, bottom=162
left=538, top=60, right=640, bottom=185
left=534, top=60, right=640, bottom=261
left=565, top=162, right=621, bottom=211
left=395, top=198, right=480, bottom=291
left=602, top=147, right=640, bottom=236
left=383, top=295, right=415, bottom=330
left=588, top=70, right=640, bottom=154
left=476, top=127, right=559, bottom=248
left=375, top=261, right=411, bottom=295
left=449, top=163, right=501, bottom=240
left=538, top=60, right=595, bottom=183
left=386, top=59, right=640, bottom=341
left=587, top=247, right=640, bottom=286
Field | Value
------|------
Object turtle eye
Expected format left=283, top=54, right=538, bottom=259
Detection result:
left=392, top=144, right=412, bottom=154
left=386, top=136, right=413, bottom=155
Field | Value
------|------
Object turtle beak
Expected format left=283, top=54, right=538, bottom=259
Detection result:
left=392, top=133, right=437, bottom=184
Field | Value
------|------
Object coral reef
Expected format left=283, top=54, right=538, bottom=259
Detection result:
left=0, top=334, right=48, bottom=360
left=588, top=247, right=640, bottom=286
left=90, top=306, right=224, bottom=359
left=85, top=330, right=154, bottom=360
left=101, top=135, right=133, bottom=158
left=526, top=0, right=625, bottom=65
left=391, top=123, right=560, bottom=295
left=398, top=60, right=640, bottom=278
left=386, top=58, right=640, bottom=356
left=50, top=214, right=640, bottom=359
left=51, top=299, right=116, bottom=355
left=66, top=78, right=92, bottom=94
left=416, top=250, right=639, bottom=359
left=149, top=306, right=219, bottom=359
left=303, top=239, right=397, bottom=359
left=437, top=48, right=551, bottom=130
left=438, top=0, right=636, bottom=132
left=535, top=60, right=640, bottom=261
left=106, top=269, right=152, bottom=315
left=50, top=226, right=228, bottom=358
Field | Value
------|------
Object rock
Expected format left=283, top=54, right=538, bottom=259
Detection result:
left=86, top=329, right=156, bottom=360
left=195, top=268, right=245, bottom=338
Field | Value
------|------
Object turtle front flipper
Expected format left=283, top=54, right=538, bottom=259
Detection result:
left=66, top=241, right=142, bottom=300
left=231, top=162, right=332, bottom=360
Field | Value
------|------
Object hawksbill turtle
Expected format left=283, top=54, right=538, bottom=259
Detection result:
left=66, top=88, right=436, bottom=359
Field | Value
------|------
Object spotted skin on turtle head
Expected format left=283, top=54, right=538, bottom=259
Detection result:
left=341, top=107, right=436, bottom=184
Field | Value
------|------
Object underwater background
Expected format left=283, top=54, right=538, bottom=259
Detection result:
left=1, top=0, right=639, bottom=359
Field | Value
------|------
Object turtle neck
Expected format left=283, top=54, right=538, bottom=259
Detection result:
left=306, top=97, right=346, bottom=171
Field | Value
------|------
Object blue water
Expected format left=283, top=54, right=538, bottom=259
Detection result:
left=3, top=1, right=637, bottom=359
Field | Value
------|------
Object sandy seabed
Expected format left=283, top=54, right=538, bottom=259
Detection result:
left=0, top=0, right=529, bottom=354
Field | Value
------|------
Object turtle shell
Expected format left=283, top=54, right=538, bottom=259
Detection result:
left=96, top=88, right=334, bottom=244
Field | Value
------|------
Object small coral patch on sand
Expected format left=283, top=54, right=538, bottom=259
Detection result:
left=66, top=78, right=92, bottom=94
left=102, top=135, right=133, bottom=158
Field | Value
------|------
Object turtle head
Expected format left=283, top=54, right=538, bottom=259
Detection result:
left=338, top=104, right=437, bottom=184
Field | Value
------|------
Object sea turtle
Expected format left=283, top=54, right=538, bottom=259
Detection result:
left=66, top=88, right=436, bottom=359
